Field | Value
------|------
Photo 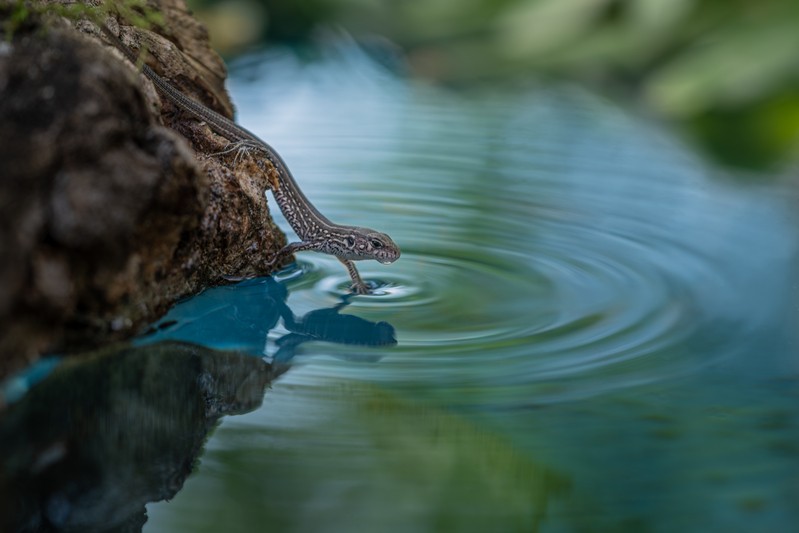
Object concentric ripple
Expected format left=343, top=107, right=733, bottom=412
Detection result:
left=288, top=202, right=754, bottom=406
left=152, top=48, right=795, bottom=408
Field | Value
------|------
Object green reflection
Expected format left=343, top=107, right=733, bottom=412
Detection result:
left=147, top=385, right=571, bottom=533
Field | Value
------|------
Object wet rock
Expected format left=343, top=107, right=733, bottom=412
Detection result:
left=0, top=2, right=287, bottom=377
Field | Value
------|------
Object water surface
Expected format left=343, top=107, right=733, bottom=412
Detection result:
left=5, top=41, right=799, bottom=532
left=145, top=43, right=799, bottom=531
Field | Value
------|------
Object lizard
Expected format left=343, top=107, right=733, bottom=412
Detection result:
left=99, top=23, right=400, bottom=294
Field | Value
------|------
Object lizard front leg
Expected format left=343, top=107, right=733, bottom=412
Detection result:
left=269, top=243, right=372, bottom=295
left=338, top=257, right=370, bottom=295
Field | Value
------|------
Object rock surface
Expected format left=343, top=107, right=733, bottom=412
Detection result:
left=0, top=1, right=287, bottom=378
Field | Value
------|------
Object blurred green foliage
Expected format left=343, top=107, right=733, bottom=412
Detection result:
left=190, top=0, right=799, bottom=170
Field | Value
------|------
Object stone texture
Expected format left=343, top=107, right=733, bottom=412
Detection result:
left=0, top=1, right=287, bottom=378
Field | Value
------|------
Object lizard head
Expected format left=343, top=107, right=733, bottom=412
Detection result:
left=342, top=228, right=400, bottom=264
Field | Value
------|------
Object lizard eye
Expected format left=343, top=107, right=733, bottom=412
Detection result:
left=346, top=236, right=355, bottom=247
left=371, top=240, right=383, bottom=249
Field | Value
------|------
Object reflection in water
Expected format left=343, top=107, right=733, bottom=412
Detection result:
left=275, top=290, right=396, bottom=364
left=0, top=343, right=274, bottom=533
left=0, top=278, right=397, bottom=533
left=140, top=275, right=396, bottom=365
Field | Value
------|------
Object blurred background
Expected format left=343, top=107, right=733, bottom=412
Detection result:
left=4, top=2, right=798, bottom=531
left=190, top=0, right=799, bottom=173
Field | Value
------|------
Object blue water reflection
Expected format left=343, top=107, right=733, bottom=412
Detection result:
left=139, top=274, right=396, bottom=365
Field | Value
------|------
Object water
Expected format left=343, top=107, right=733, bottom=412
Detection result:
left=2, top=42, right=798, bottom=532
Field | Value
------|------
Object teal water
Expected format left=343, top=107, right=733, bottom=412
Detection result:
left=144, top=44, right=799, bottom=531
left=3, top=42, right=798, bottom=532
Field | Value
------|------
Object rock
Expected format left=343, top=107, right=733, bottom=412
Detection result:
left=0, top=1, right=287, bottom=378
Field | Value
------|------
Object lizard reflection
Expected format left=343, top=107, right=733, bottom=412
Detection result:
left=143, top=275, right=397, bottom=367
left=274, top=291, right=396, bottom=365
